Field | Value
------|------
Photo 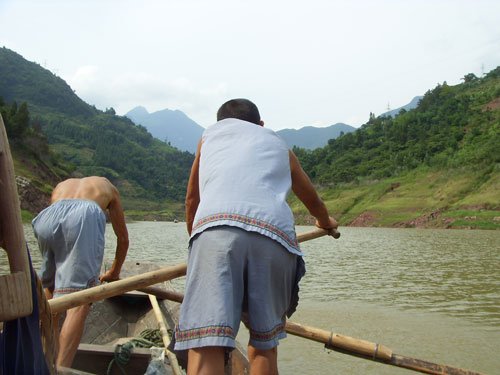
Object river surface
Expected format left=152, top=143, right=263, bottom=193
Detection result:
left=2, top=223, right=499, bottom=374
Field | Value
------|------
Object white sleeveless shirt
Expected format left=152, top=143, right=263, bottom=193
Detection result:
left=191, top=118, right=301, bottom=256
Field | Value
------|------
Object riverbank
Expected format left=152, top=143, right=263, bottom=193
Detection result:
left=21, top=207, right=500, bottom=230
left=18, top=166, right=499, bottom=230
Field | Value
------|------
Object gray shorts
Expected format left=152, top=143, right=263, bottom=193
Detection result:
left=175, top=226, right=304, bottom=351
left=32, top=199, right=106, bottom=298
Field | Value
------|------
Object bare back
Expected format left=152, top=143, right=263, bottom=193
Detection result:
left=51, top=176, right=117, bottom=211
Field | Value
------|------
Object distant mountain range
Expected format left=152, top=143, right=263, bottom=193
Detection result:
left=276, top=124, right=355, bottom=149
left=126, top=106, right=204, bottom=153
left=126, top=98, right=421, bottom=152
left=126, top=108, right=357, bottom=152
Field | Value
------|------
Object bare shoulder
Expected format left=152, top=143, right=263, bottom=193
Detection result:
left=51, top=176, right=119, bottom=210
left=84, top=176, right=112, bottom=186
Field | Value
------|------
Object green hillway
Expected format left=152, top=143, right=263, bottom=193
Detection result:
left=290, top=166, right=499, bottom=230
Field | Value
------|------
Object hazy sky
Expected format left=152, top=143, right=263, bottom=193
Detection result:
left=1, top=0, right=499, bottom=130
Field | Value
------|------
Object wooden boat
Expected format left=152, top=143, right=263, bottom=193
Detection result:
left=69, top=261, right=249, bottom=375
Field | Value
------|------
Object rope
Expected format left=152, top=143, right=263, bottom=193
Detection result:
left=106, top=329, right=164, bottom=375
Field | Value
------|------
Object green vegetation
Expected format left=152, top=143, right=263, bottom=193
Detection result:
left=293, top=67, right=499, bottom=229
left=0, top=47, right=194, bottom=217
left=295, top=67, right=499, bottom=184
left=1, top=46, right=498, bottom=228
left=20, top=210, right=35, bottom=222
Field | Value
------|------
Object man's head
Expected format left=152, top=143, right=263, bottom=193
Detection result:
left=217, top=98, right=263, bottom=126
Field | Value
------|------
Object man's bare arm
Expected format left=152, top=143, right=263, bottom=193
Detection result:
left=289, top=150, right=337, bottom=230
left=185, top=140, right=202, bottom=236
left=99, top=186, right=129, bottom=282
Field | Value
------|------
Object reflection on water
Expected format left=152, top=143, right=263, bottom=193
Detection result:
left=2, top=223, right=499, bottom=374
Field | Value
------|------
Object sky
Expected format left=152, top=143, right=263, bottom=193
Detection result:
left=1, top=0, right=499, bottom=131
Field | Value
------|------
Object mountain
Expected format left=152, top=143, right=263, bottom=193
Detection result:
left=126, top=106, right=204, bottom=153
left=380, top=96, right=422, bottom=118
left=299, top=70, right=499, bottom=185
left=292, top=67, right=499, bottom=229
left=277, top=123, right=356, bottom=149
left=0, top=47, right=193, bottom=218
left=2, top=46, right=498, bottom=229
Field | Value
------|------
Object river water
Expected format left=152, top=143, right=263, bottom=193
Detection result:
left=2, top=223, right=499, bottom=374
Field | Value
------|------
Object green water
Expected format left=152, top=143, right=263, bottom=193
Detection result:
left=2, top=223, right=499, bottom=374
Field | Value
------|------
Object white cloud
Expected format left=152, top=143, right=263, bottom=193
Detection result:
left=69, top=66, right=228, bottom=127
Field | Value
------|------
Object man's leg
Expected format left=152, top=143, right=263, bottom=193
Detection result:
left=56, top=304, right=91, bottom=368
left=187, top=347, right=225, bottom=375
left=248, top=345, right=278, bottom=375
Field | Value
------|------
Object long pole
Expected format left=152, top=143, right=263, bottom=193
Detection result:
left=47, top=227, right=482, bottom=374
left=48, top=263, right=187, bottom=314
left=48, top=227, right=336, bottom=313
left=152, top=290, right=483, bottom=374
left=148, top=294, right=183, bottom=375
left=285, top=321, right=484, bottom=375
left=138, top=228, right=481, bottom=375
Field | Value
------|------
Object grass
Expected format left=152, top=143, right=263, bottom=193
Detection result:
left=21, top=210, right=34, bottom=223
left=290, top=166, right=499, bottom=229
left=440, top=209, right=500, bottom=230
left=122, top=198, right=184, bottom=222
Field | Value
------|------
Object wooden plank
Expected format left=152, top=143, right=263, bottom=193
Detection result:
left=0, top=272, right=33, bottom=321
left=0, top=114, right=32, bottom=321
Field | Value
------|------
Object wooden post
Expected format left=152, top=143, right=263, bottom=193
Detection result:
left=0, top=114, right=33, bottom=321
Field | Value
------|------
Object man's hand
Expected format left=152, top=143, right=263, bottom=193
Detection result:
left=99, top=269, right=120, bottom=283
left=315, top=216, right=338, bottom=237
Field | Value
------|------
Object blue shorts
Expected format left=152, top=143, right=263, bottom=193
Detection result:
left=175, top=226, right=305, bottom=351
left=32, top=199, right=106, bottom=298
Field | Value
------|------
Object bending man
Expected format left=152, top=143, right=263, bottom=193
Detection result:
left=175, top=99, right=337, bottom=374
left=32, top=176, right=129, bottom=368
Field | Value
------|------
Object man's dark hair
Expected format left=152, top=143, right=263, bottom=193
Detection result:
left=217, top=99, right=261, bottom=125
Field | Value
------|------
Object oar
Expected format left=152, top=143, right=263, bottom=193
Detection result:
left=148, top=294, right=183, bottom=375
left=126, top=227, right=481, bottom=374
left=48, top=263, right=187, bottom=314
left=155, top=291, right=483, bottom=375
left=285, top=321, right=484, bottom=375
left=48, top=227, right=337, bottom=313
left=48, top=227, right=338, bottom=315
left=297, top=226, right=340, bottom=240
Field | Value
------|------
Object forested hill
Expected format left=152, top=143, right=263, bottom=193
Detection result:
left=1, top=46, right=498, bottom=228
left=291, top=67, right=499, bottom=229
left=296, top=68, right=499, bottom=183
left=0, top=47, right=193, bottom=218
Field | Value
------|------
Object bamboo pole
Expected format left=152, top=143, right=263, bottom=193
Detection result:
left=297, top=227, right=339, bottom=241
left=148, top=294, right=183, bottom=375
left=285, top=321, right=484, bottom=375
left=48, top=263, right=187, bottom=314
left=139, top=286, right=184, bottom=303
left=48, top=227, right=336, bottom=313
left=154, top=291, right=484, bottom=375
left=122, top=227, right=481, bottom=374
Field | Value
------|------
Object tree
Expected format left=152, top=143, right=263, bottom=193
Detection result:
left=105, top=107, right=116, bottom=115
left=462, top=73, right=478, bottom=83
